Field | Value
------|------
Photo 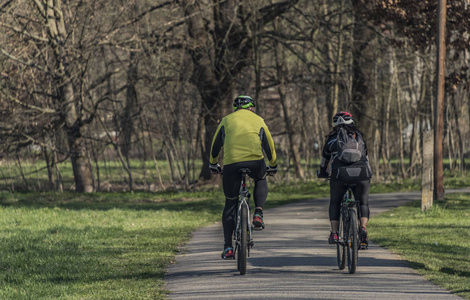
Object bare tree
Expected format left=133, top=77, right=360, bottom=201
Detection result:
left=179, top=0, right=300, bottom=180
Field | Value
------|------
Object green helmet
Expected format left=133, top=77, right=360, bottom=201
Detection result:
left=233, top=95, right=255, bottom=110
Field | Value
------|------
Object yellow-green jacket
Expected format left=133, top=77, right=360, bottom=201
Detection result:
left=210, top=109, right=277, bottom=167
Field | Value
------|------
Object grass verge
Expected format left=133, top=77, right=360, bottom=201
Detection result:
left=0, top=191, right=224, bottom=299
left=369, top=193, right=470, bottom=299
left=0, top=174, right=468, bottom=299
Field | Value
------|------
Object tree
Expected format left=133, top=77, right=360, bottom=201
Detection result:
left=1, top=0, right=468, bottom=191
left=0, top=0, right=95, bottom=192
left=179, top=0, right=299, bottom=180
left=360, top=0, right=470, bottom=196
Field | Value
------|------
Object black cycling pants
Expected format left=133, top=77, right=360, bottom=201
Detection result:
left=329, top=179, right=370, bottom=221
left=222, top=159, right=267, bottom=247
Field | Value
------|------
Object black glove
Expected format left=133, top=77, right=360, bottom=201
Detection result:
left=209, top=163, right=222, bottom=175
left=266, top=165, right=278, bottom=175
left=317, top=169, right=329, bottom=178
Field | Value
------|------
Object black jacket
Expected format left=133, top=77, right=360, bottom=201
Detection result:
left=319, top=125, right=372, bottom=179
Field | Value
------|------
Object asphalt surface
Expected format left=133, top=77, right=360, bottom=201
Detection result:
left=164, top=189, right=469, bottom=299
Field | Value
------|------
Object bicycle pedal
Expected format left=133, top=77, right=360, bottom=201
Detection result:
left=360, top=243, right=368, bottom=250
left=252, top=226, right=263, bottom=231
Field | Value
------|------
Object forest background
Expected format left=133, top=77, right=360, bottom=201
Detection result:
left=0, top=0, right=469, bottom=193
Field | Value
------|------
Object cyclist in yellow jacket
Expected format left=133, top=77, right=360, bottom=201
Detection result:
left=209, top=95, right=277, bottom=260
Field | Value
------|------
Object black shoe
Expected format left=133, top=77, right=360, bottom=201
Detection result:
left=360, top=227, right=368, bottom=249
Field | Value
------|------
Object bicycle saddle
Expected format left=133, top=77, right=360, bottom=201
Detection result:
left=238, top=168, right=251, bottom=174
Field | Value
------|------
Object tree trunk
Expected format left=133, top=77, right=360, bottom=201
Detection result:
left=67, top=125, right=94, bottom=193
left=381, top=55, right=393, bottom=180
left=434, top=0, right=446, bottom=201
left=180, top=0, right=299, bottom=180
left=36, top=0, right=94, bottom=192
left=16, top=154, right=29, bottom=189
left=181, top=0, right=229, bottom=180
left=351, top=0, right=377, bottom=142
left=54, top=149, right=64, bottom=192
left=273, top=18, right=304, bottom=179
left=450, top=93, right=464, bottom=173
left=144, top=116, right=165, bottom=190
left=43, top=148, right=55, bottom=190
left=395, top=65, right=407, bottom=179
left=278, top=85, right=305, bottom=179
left=122, top=51, right=139, bottom=160
left=90, top=139, right=101, bottom=192
left=323, top=0, right=343, bottom=119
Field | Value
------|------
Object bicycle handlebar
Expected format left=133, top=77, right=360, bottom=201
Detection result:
left=213, top=168, right=276, bottom=176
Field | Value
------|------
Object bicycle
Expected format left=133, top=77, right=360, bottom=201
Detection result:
left=233, top=168, right=254, bottom=275
left=215, top=166, right=273, bottom=275
left=336, top=183, right=366, bottom=274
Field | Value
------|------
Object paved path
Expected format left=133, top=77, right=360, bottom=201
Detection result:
left=165, top=190, right=469, bottom=299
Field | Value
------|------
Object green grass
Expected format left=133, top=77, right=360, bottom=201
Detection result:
left=0, top=172, right=468, bottom=299
left=369, top=193, right=470, bottom=299
left=0, top=191, right=223, bottom=299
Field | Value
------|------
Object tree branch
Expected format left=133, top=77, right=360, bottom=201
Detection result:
left=3, top=93, right=56, bottom=114
left=0, top=22, right=49, bottom=43
left=0, top=48, right=51, bottom=74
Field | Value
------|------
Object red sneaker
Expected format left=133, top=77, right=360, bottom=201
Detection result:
left=221, top=247, right=234, bottom=260
left=252, top=213, right=265, bottom=230
left=328, top=232, right=338, bottom=244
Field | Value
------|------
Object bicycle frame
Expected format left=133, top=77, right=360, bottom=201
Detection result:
left=340, top=186, right=361, bottom=235
left=338, top=184, right=361, bottom=274
left=234, top=170, right=254, bottom=260
left=338, top=187, right=352, bottom=247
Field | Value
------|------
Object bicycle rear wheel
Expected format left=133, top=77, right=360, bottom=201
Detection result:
left=336, top=214, right=346, bottom=270
left=237, top=203, right=248, bottom=275
left=347, top=209, right=358, bottom=274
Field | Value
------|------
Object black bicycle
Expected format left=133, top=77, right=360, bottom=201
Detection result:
left=336, top=183, right=365, bottom=274
left=233, top=168, right=254, bottom=275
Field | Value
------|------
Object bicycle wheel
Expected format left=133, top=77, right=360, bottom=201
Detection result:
left=347, top=209, right=359, bottom=274
left=238, top=202, right=248, bottom=275
left=336, top=214, right=346, bottom=270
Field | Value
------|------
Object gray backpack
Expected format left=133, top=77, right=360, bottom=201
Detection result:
left=336, top=128, right=365, bottom=164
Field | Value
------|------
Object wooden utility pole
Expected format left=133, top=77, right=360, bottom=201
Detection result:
left=434, top=0, right=446, bottom=201
left=422, top=131, right=434, bottom=211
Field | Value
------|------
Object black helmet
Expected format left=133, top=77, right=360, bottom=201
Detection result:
left=233, top=95, right=255, bottom=110
left=332, top=111, right=354, bottom=127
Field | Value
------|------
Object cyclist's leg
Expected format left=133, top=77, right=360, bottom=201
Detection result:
left=328, top=180, right=347, bottom=243
left=250, top=159, right=267, bottom=210
left=246, top=159, right=267, bottom=228
left=222, top=198, right=238, bottom=247
left=222, top=163, right=243, bottom=249
left=251, top=176, right=267, bottom=229
left=353, top=179, right=370, bottom=244
left=352, top=179, right=370, bottom=227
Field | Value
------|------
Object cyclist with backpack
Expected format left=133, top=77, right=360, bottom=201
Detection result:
left=317, top=111, right=372, bottom=246
left=209, top=95, right=278, bottom=260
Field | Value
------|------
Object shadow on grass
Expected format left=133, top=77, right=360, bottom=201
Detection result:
left=0, top=190, right=317, bottom=215
left=373, top=236, right=470, bottom=258
left=440, top=267, right=470, bottom=278
left=0, top=191, right=225, bottom=214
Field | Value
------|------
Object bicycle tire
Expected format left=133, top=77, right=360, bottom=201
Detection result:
left=336, top=214, right=346, bottom=270
left=347, top=209, right=358, bottom=274
left=238, top=202, right=248, bottom=275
